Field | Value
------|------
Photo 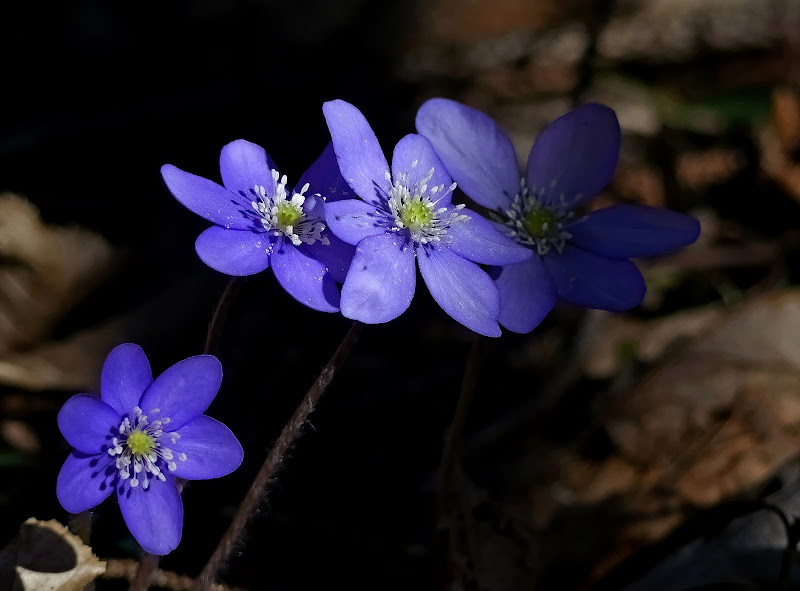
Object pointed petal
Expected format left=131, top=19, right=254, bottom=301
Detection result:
left=325, top=199, right=389, bottom=245
left=161, top=165, right=254, bottom=230
left=544, top=246, right=645, bottom=311
left=297, top=142, right=356, bottom=203
left=169, top=416, right=243, bottom=480
left=494, top=257, right=556, bottom=333
left=219, top=139, right=277, bottom=199
left=415, top=98, right=519, bottom=210
left=117, top=477, right=183, bottom=555
left=417, top=247, right=501, bottom=337
left=569, top=204, right=701, bottom=259
left=323, top=100, right=391, bottom=205
left=195, top=226, right=271, bottom=276
left=58, top=395, right=120, bottom=455
left=526, top=103, right=620, bottom=209
left=447, top=208, right=532, bottom=265
left=302, top=232, right=356, bottom=284
left=139, top=356, right=222, bottom=430
left=101, top=343, right=153, bottom=415
left=271, top=241, right=340, bottom=312
left=391, top=134, right=453, bottom=206
left=57, top=451, right=117, bottom=513
left=340, top=232, right=416, bottom=324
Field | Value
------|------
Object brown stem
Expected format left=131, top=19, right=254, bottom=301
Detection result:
left=194, top=321, right=363, bottom=591
left=204, top=278, right=243, bottom=355
left=130, top=552, right=159, bottom=591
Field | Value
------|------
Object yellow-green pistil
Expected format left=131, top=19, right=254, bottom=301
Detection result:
left=399, top=198, right=434, bottom=232
left=522, top=208, right=559, bottom=240
left=126, top=430, right=155, bottom=456
left=275, top=200, right=305, bottom=230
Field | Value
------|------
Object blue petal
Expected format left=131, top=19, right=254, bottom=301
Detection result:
left=340, top=232, right=416, bottom=324
left=569, top=204, right=701, bottom=259
left=219, top=139, right=277, bottom=200
left=169, top=416, right=243, bottom=480
left=417, top=246, right=501, bottom=337
left=117, top=476, right=183, bottom=555
left=526, top=103, right=620, bottom=209
left=323, top=100, right=391, bottom=206
left=543, top=245, right=645, bottom=311
left=391, top=134, right=454, bottom=206
left=494, top=257, right=557, bottom=333
left=56, top=451, right=117, bottom=514
left=101, top=343, right=153, bottom=415
left=415, top=98, right=520, bottom=211
left=195, top=226, right=271, bottom=276
left=297, top=142, right=356, bottom=203
left=447, top=208, right=532, bottom=265
left=325, top=199, right=389, bottom=246
left=161, top=165, right=254, bottom=230
left=58, top=395, right=121, bottom=455
left=139, top=355, right=222, bottom=430
left=271, top=240, right=341, bottom=312
left=300, top=232, right=356, bottom=284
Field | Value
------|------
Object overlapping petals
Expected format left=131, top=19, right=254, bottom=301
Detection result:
left=56, top=344, right=243, bottom=555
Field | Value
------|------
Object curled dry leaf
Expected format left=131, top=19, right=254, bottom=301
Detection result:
left=0, top=518, right=105, bottom=591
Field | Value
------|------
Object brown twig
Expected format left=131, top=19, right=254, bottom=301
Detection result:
left=194, top=321, right=363, bottom=591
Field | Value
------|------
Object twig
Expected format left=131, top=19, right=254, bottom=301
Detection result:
left=194, top=321, right=363, bottom=591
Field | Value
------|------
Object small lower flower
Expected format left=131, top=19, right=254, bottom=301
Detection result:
left=416, top=99, right=701, bottom=333
left=161, top=140, right=355, bottom=313
left=56, top=343, right=243, bottom=555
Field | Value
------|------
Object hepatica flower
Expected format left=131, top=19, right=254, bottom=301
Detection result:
left=322, top=100, right=531, bottom=337
left=56, top=343, right=243, bottom=555
left=416, top=99, right=701, bottom=333
left=162, top=140, right=355, bottom=312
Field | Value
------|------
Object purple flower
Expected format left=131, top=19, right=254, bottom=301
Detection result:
left=162, top=140, right=355, bottom=312
left=322, top=100, right=532, bottom=337
left=416, top=99, right=701, bottom=333
left=56, top=343, right=243, bottom=555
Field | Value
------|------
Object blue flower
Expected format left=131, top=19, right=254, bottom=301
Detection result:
left=162, top=140, right=355, bottom=312
left=56, top=344, right=243, bottom=555
left=322, top=100, right=532, bottom=337
left=416, top=99, right=701, bottom=333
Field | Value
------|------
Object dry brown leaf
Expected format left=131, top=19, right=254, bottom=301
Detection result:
left=0, top=518, right=105, bottom=591
left=0, top=193, right=116, bottom=356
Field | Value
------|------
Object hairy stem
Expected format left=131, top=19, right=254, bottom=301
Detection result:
left=205, top=278, right=243, bottom=355
left=130, top=552, right=159, bottom=591
left=194, top=321, right=363, bottom=591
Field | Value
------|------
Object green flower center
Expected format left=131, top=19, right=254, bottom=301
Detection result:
left=522, top=208, right=559, bottom=240
left=399, top=199, right=434, bottom=232
left=127, top=430, right=155, bottom=456
left=275, top=201, right=305, bottom=229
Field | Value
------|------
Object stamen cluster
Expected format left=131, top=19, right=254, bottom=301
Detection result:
left=502, top=179, right=574, bottom=255
left=107, top=406, right=186, bottom=490
left=252, top=170, right=329, bottom=247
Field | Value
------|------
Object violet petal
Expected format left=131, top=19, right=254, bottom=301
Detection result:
left=169, top=416, right=243, bottom=480
left=271, top=240, right=341, bottom=312
left=101, top=343, right=153, bottom=415
left=195, top=226, right=271, bottom=276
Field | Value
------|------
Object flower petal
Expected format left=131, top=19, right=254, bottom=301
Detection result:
left=101, top=343, right=153, bottom=415
left=415, top=98, right=520, bottom=211
left=297, top=142, right=356, bottom=203
left=325, top=199, right=389, bottom=246
left=139, top=356, right=222, bottom=430
left=301, top=232, right=356, bottom=284
left=219, top=139, right=277, bottom=199
left=58, top=395, right=121, bottom=454
left=544, top=245, right=645, bottom=311
left=447, top=208, right=532, bottom=265
left=271, top=240, right=341, bottom=312
left=417, top=246, right=501, bottom=337
left=56, top=451, right=117, bottom=514
left=391, top=134, right=453, bottom=206
left=323, top=100, right=391, bottom=205
left=169, top=416, right=243, bottom=480
left=494, top=257, right=557, bottom=333
left=340, top=232, right=416, bottom=324
left=195, top=226, right=272, bottom=276
left=526, top=103, right=620, bottom=209
left=161, top=165, right=254, bottom=230
left=117, top=476, right=183, bottom=555
left=569, top=204, right=701, bottom=259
